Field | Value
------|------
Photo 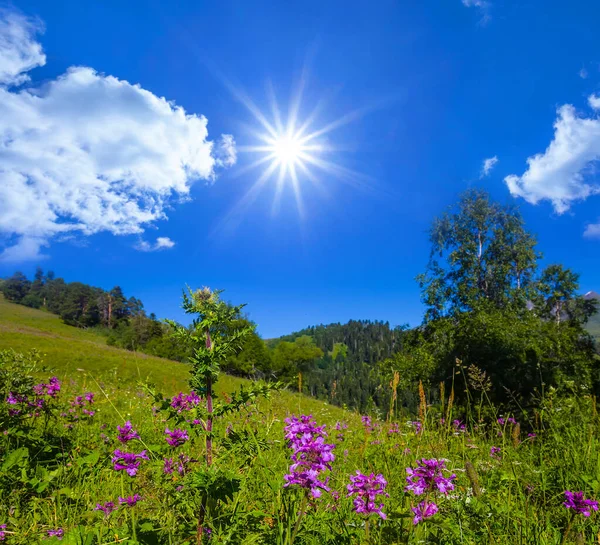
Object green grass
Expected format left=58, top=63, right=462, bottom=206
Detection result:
left=0, top=295, right=346, bottom=418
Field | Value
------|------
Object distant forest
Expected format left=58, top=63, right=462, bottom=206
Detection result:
left=0, top=269, right=407, bottom=411
left=2, top=190, right=600, bottom=415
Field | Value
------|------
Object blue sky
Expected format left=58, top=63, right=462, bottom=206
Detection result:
left=1, top=0, right=600, bottom=337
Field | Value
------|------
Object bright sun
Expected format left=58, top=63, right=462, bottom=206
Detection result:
left=215, top=74, right=375, bottom=231
left=271, top=134, right=303, bottom=166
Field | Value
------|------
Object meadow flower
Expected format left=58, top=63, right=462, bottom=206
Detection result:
left=47, top=528, right=64, bottom=539
left=84, top=392, right=95, bottom=404
left=171, top=391, right=201, bottom=413
left=334, top=421, right=348, bottom=431
left=117, top=421, right=140, bottom=443
left=452, top=420, right=466, bottom=431
left=112, top=449, right=149, bottom=476
left=361, top=415, right=374, bottom=431
left=405, top=459, right=456, bottom=496
left=347, top=471, right=389, bottom=519
left=283, top=415, right=335, bottom=498
left=563, top=491, right=599, bottom=516
left=0, top=524, right=6, bottom=541
left=165, top=428, right=189, bottom=447
left=82, top=409, right=95, bottom=417
left=490, top=446, right=501, bottom=459
left=388, top=423, right=400, bottom=435
left=176, top=453, right=194, bottom=475
left=409, top=421, right=422, bottom=435
left=119, top=494, right=142, bottom=507
left=163, top=457, right=174, bottom=474
left=94, top=501, right=117, bottom=517
left=411, top=501, right=438, bottom=524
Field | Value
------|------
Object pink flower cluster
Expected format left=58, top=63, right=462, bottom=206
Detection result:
left=170, top=391, right=201, bottom=413
left=283, top=414, right=335, bottom=498
left=347, top=471, right=389, bottom=519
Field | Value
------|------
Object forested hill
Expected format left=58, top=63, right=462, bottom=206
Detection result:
left=270, top=320, right=407, bottom=364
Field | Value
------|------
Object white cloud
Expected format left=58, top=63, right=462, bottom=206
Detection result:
left=0, top=9, right=45, bottom=86
left=461, top=0, right=491, bottom=24
left=589, top=94, right=600, bottom=110
left=584, top=222, right=600, bottom=239
left=136, top=236, right=176, bottom=252
left=0, top=9, right=236, bottom=263
left=505, top=99, right=600, bottom=214
left=480, top=155, right=498, bottom=178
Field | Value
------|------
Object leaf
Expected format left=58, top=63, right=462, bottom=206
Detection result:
left=1, top=446, right=28, bottom=472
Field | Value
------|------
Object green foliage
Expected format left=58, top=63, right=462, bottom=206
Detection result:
left=417, top=188, right=539, bottom=320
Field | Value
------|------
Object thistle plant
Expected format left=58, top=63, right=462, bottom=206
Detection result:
left=166, top=286, right=282, bottom=544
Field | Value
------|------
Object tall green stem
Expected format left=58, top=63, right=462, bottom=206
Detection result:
left=290, top=494, right=308, bottom=545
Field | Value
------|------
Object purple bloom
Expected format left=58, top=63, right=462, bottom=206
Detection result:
left=47, top=528, right=64, bottom=539
left=84, top=392, right=95, bottom=404
left=71, top=396, right=85, bottom=407
left=411, top=501, right=438, bottom=525
left=165, top=428, right=189, bottom=448
left=388, top=423, right=400, bottom=435
left=410, top=421, right=423, bottom=435
left=452, top=420, right=465, bottom=432
left=117, top=421, right=140, bottom=444
left=334, top=421, right=348, bottom=431
left=118, top=494, right=142, bottom=507
left=564, top=491, right=599, bottom=517
left=405, top=459, right=456, bottom=496
left=490, top=446, right=501, bottom=459
left=283, top=415, right=335, bottom=498
left=112, top=449, right=149, bottom=476
left=94, top=501, right=117, bottom=517
left=163, top=457, right=174, bottom=474
left=0, top=524, right=6, bottom=542
left=171, top=391, right=201, bottom=413
left=347, top=471, right=389, bottom=519
left=82, top=409, right=95, bottom=417
left=177, top=453, right=193, bottom=475
left=361, top=415, right=374, bottom=431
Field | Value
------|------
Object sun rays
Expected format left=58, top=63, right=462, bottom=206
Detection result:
left=213, top=73, right=379, bottom=234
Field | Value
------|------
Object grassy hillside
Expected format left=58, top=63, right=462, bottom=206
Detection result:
left=0, top=294, right=345, bottom=417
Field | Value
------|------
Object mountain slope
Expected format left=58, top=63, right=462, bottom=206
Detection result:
left=0, top=294, right=344, bottom=417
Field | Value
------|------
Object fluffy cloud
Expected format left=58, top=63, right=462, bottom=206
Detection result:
left=589, top=94, right=600, bottom=110
left=0, top=9, right=45, bottom=86
left=461, top=0, right=491, bottom=24
left=0, top=9, right=235, bottom=262
left=584, top=222, right=600, bottom=239
left=480, top=155, right=498, bottom=178
left=505, top=99, right=600, bottom=214
left=136, top=236, right=176, bottom=252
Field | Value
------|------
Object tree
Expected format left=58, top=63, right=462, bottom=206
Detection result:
left=417, top=189, right=539, bottom=321
left=535, top=264, right=596, bottom=325
left=1, top=272, right=31, bottom=303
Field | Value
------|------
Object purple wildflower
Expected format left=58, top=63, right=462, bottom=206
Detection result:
left=0, top=524, right=6, bottom=542
left=171, top=391, right=201, bottom=413
left=94, top=501, right=117, bottom=517
left=411, top=501, right=438, bottom=525
left=452, top=420, right=466, bottom=432
left=117, top=421, right=140, bottom=444
left=347, top=471, right=389, bottom=519
left=334, top=421, right=348, bottom=431
left=410, top=421, right=422, bottom=435
left=47, top=528, right=64, bottom=539
left=564, top=491, right=599, bottom=517
left=165, top=428, right=189, bottom=448
left=84, top=392, right=95, bottom=404
left=361, top=415, right=374, bottom=431
left=112, top=449, right=149, bottom=476
left=388, top=423, right=400, bottom=435
left=283, top=415, right=335, bottom=498
left=118, top=494, right=142, bottom=507
left=177, top=453, right=193, bottom=475
left=405, top=459, right=456, bottom=496
left=163, top=457, right=174, bottom=474
left=82, top=409, right=95, bottom=417
left=490, top=446, right=501, bottom=459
